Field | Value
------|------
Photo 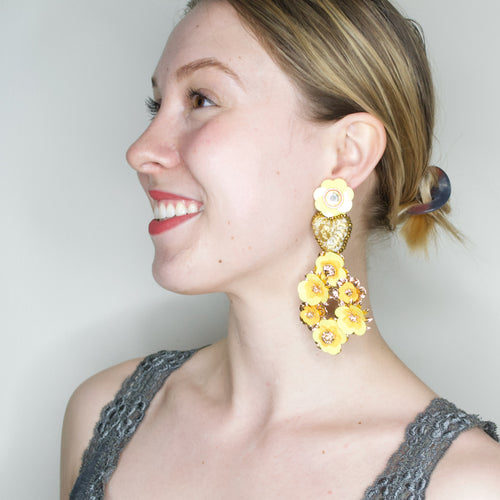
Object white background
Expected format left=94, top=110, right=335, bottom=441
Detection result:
left=1, top=0, right=499, bottom=498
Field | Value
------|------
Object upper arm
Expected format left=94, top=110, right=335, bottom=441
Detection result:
left=426, top=427, right=500, bottom=499
left=59, top=358, right=142, bottom=500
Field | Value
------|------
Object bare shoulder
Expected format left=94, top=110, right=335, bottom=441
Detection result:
left=60, top=357, right=143, bottom=499
left=427, top=426, right=500, bottom=499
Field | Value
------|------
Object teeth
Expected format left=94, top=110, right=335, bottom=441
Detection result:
left=153, top=200, right=203, bottom=221
left=158, top=203, right=168, bottom=219
left=187, top=202, right=198, bottom=214
left=165, top=203, right=176, bottom=218
left=175, top=202, right=187, bottom=216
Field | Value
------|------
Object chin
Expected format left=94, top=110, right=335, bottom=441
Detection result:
left=151, top=253, right=218, bottom=296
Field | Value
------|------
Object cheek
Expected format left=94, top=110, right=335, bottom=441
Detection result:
left=182, top=116, right=271, bottom=205
left=181, top=111, right=320, bottom=236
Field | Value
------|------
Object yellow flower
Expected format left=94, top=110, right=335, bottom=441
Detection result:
left=335, top=305, right=368, bottom=336
left=313, top=179, right=354, bottom=217
left=312, top=319, right=348, bottom=355
left=338, top=282, right=360, bottom=304
left=300, top=304, right=325, bottom=328
left=314, top=252, right=347, bottom=286
left=298, top=273, right=329, bottom=306
left=333, top=277, right=366, bottom=306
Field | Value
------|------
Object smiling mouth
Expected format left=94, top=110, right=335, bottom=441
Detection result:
left=153, top=200, right=205, bottom=221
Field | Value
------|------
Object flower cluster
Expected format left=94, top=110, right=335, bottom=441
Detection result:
left=298, top=251, right=369, bottom=355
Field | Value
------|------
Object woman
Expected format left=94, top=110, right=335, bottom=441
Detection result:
left=61, top=0, right=500, bottom=498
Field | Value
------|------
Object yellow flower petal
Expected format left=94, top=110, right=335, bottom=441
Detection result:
left=300, top=305, right=324, bottom=327
left=335, top=305, right=367, bottom=336
left=312, top=319, right=348, bottom=355
left=298, top=273, right=329, bottom=305
left=338, top=282, right=360, bottom=304
left=314, top=252, right=347, bottom=284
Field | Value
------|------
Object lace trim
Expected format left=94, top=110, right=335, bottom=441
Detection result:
left=363, top=398, right=498, bottom=499
left=70, top=351, right=498, bottom=500
left=70, top=349, right=197, bottom=500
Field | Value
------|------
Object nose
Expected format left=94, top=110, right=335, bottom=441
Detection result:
left=126, top=118, right=181, bottom=174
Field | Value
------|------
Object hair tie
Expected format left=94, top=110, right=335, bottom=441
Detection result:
left=406, top=166, right=451, bottom=216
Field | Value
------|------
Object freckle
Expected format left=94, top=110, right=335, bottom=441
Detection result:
left=248, top=246, right=252, bottom=250
left=218, top=260, right=222, bottom=264
left=358, top=421, right=362, bottom=425
left=227, top=220, right=231, bottom=225
left=201, top=460, right=205, bottom=465
left=276, top=170, right=280, bottom=175
left=322, top=450, right=325, bottom=454
left=231, top=236, right=235, bottom=240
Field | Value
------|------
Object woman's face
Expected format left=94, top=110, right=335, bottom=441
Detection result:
left=127, top=0, right=334, bottom=295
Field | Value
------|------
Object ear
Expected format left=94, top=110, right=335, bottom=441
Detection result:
left=329, top=113, right=386, bottom=189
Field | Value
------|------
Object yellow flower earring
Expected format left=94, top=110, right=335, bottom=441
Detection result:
left=298, top=179, right=370, bottom=355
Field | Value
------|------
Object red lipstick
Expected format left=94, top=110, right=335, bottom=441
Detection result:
left=148, top=214, right=198, bottom=235
left=147, top=190, right=203, bottom=236
left=149, top=190, right=195, bottom=202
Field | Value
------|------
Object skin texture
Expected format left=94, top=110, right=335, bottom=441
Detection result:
left=60, top=2, right=500, bottom=498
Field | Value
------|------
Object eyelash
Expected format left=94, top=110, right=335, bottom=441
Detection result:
left=145, top=97, right=160, bottom=118
left=145, top=89, right=214, bottom=119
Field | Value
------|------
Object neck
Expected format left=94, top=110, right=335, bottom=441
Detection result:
left=209, top=237, right=395, bottom=423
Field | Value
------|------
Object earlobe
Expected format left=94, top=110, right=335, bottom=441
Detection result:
left=331, top=113, right=386, bottom=189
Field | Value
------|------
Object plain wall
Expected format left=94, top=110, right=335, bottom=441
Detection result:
left=1, top=0, right=499, bottom=498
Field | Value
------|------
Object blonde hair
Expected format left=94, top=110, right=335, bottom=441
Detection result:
left=186, top=0, right=461, bottom=250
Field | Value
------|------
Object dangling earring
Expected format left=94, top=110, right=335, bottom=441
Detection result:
left=297, top=179, right=370, bottom=355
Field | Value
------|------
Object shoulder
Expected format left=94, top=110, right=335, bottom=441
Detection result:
left=426, top=426, right=500, bottom=499
left=60, top=356, right=143, bottom=499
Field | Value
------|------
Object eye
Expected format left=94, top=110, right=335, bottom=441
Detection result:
left=145, top=97, right=160, bottom=119
left=187, top=88, right=215, bottom=109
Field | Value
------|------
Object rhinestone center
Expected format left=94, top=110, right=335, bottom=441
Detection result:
left=325, top=189, right=342, bottom=208
left=321, top=331, right=335, bottom=344
left=323, top=264, right=335, bottom=276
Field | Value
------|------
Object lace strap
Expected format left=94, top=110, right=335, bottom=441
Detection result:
left=70, top=349, right=197, bottom=500
left=363, top=398, right=499, bottom=499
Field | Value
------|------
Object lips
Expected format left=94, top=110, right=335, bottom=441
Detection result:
left=148, top=190, right=204, bottom=236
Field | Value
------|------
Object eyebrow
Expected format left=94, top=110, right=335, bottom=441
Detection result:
left=151, top=57, right=243, bottom=90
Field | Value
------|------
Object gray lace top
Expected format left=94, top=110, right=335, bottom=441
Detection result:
left=70, top=350, right=498, bottom=500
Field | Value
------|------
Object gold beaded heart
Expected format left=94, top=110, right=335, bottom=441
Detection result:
left=311, top=213, right=352, bottom=253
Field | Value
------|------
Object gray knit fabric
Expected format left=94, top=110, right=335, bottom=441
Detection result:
left=70, top=349, right=198, bottom=500
left=70, top=350, right=498, bottom=499
left=363, top=397, right=498, bottom=499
